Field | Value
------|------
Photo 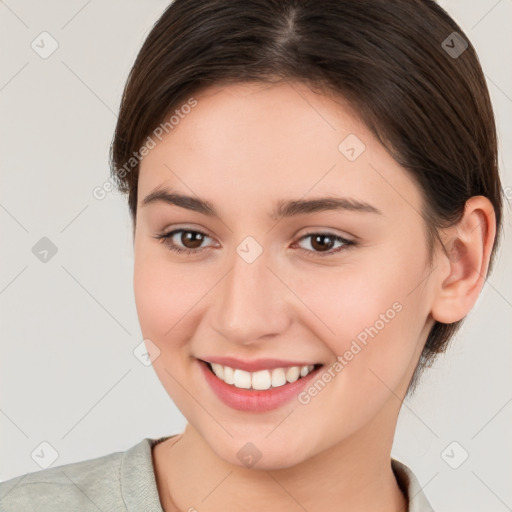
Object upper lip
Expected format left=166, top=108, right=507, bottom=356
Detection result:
left=199, top=356, right=320, bottom=372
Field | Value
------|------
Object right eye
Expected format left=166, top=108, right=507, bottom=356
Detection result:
left=153, top=229, right=216, bottom=255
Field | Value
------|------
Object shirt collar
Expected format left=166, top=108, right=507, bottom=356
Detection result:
left=392, top=458, right=436, bottom=512
left=120, top=437, right=167, bottom=511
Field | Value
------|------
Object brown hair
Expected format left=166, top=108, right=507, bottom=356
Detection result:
left=110, top=0, right=504, bottom=397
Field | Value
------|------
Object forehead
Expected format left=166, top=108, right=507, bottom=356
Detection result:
left=137, top=81, right=423, bottom=219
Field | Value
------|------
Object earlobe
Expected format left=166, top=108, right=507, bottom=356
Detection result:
left=430, top=196, right=496, bottom=324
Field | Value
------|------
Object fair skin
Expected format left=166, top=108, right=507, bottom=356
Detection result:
left=133, top=81, right=495, bottom=512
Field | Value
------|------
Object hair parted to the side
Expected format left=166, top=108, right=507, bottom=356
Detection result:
left=109, top=0, right=504, bottom=398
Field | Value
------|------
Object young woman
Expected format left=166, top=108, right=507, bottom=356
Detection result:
left=0, top=1, right=504, bottom=511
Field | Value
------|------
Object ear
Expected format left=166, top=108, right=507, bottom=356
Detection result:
left=430, top=195, right=496, bottom=324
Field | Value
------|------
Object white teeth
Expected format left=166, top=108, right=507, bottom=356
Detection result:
left=286, top=366, right=300, bottom=383
left=271, top=368, right=287, bottom=388
left=300, top=365, right=310, bottom=377
left=223, top=366, right=234, bottom=385
left=233, top=369, right=252, bottom=389
left=208, top=362, right=317, bottom=390
left=252, top=370, right=272, bottom=390
left=211, top=363, right=224, bottom=380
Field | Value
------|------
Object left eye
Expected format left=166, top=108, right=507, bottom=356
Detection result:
left=154, top=229, right=355, bottom=258
left=293, top=232, right=354, bottom=257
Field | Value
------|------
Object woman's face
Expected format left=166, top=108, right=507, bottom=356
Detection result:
left=133, top=81, right=440, bottom=468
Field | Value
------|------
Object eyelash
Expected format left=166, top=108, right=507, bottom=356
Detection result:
left=153, top=228, right=356, bottom=259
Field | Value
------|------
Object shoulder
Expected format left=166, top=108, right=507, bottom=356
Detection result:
left=0, top=437, right=165, bottom=512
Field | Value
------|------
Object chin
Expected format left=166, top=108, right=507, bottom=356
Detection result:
left=206, top=430, right=314, bottom=471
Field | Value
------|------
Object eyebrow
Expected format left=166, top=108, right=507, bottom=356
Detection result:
left=141, top=186, right=382, bottom=220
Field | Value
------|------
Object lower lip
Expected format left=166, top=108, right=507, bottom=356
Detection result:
left=198, top=359, right=323, bottom=412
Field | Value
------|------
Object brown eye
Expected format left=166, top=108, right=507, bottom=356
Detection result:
left=179, top=230, right=206, bottom=249
left=309, top=234, right=337, bottom=252
left=154, top=229, right=214, bottom=255
left=295, top=232, right=355, bottom=258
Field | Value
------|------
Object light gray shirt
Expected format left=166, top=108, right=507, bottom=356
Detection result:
left=0, top=436, right=435, bottom=511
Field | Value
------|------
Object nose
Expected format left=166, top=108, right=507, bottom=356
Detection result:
left=210, top=248, right=292, bottom=345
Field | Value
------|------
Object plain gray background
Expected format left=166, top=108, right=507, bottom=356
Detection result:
left=1, top=1, right=511, bottom=510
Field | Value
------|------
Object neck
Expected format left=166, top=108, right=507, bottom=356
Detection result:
left=153, top=407, right=408, bottom=512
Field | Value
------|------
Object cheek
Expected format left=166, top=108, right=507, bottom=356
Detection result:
left=291, top=255, right=427, bottom=400
left=133, top=241, right=221, bottom=357
left=132, top=244, right=205, bottom=410
left=133, top=241, right=192, bottom=343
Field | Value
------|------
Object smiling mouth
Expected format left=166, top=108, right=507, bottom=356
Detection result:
left=202, top=360, right=324, bottom=391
